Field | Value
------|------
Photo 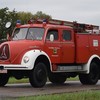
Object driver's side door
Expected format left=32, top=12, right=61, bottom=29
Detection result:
left=44, top=28, right=61, bottom=64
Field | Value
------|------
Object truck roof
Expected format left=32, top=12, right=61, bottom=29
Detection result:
left=19, top=23, right=73, bottom=29
left=17, top=19, right=99, bottom=34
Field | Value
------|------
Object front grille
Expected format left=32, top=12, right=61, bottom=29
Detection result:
left=0, top=44, right=10, bottom=60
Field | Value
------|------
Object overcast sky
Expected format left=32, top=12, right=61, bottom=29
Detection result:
left=1, top=0, right=100, bottom=26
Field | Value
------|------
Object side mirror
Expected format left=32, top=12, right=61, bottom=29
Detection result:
left=50, top=34, right=54, bottom=42
left=5, top=22, right=12, bottom=29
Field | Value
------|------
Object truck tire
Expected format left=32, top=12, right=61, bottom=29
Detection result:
left=79, top=62, right=99, bottom=85
left=49, top=73, right=66, bottom=84
left=29, top=63, right=47, bottom=88
left=0, top=74, right=9, bottom=87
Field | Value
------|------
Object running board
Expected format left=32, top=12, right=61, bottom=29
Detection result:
left=57, top=65, right=86, bottom=72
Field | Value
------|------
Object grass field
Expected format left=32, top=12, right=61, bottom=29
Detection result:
left=8, top=77, right=29, bottom=84
left=13, top=90, right=100, bottom=100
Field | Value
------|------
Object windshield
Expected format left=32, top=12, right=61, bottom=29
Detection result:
left=13, top=28, right=28, bottom=40
left=27, top=28, right=44, bottom=40
left=13, top=27, right=44, bottom=40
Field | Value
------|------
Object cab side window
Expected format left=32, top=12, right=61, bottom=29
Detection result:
left=46, top=30, right=58, bottom=40
left=63, top=30, right=71, bottom=41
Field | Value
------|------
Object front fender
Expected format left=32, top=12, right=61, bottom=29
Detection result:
left=21, top=49, right=51, bottom=70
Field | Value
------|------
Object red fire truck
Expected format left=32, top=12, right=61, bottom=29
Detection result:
left=0, top=19, right=100, bottom=87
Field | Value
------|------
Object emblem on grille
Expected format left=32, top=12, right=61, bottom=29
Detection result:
left=0, top=44, right=9, bottom=60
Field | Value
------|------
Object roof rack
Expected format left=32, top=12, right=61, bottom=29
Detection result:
left=29, top=19, right=99, bottom=33
left=48, top=19, right=99, bottom=33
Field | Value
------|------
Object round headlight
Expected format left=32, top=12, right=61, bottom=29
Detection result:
left=23, top=56, right=30, bottom=63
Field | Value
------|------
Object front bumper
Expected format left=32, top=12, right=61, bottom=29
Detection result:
left=0, top=64, right=29, bottom=70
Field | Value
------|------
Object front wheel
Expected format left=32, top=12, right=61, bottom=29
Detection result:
left=29, top=63, right=47, bottom=88
left=79, top=62, right=100, bottom=85
left=0, top=74, right=9, bottom=87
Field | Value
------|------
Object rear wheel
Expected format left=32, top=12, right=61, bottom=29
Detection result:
left=79, top=62, right=99, bottom=85
left=49, top=73, right=66, bottom=84
left=0, top=74, right=9, bottom=87
left=29, top=63, right=47, bottom=88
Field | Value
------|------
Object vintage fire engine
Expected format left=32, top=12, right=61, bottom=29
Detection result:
left=0, top=19, right=100, bottom=87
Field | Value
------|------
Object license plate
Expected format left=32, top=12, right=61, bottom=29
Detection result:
left=0, top=70, right=7, bottom=73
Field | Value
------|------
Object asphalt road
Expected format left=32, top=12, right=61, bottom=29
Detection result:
left=0, top=81, right=100, bottom=99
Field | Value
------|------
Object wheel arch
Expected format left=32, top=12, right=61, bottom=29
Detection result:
left=83, top=54, right=100, bottom=74
left=34, top=55, right=52, bottom=73
left=21, top=49, right=52, bottom=71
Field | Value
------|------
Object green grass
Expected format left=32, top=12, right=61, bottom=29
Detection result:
left=67, top=76, right=79, bottom=81
left=8, top=77, right=29, bottom=84
left=15, top=90, right=100, bottom=100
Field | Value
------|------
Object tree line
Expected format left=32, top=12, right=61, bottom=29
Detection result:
left=0, top=7, right=52, bottom=39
